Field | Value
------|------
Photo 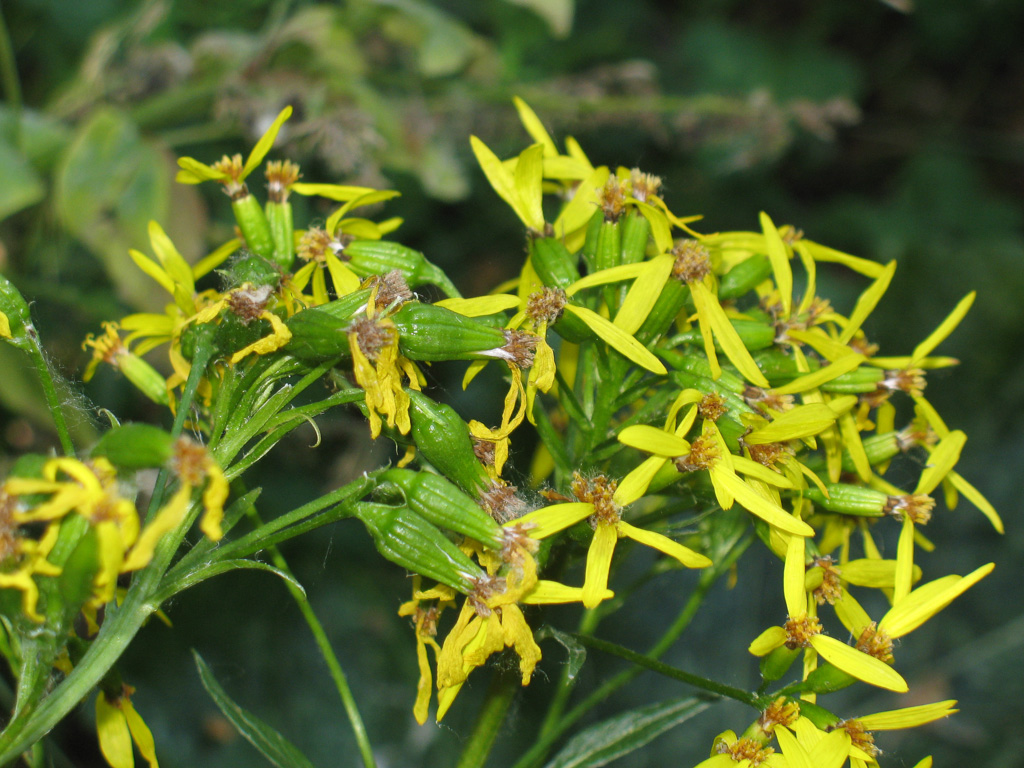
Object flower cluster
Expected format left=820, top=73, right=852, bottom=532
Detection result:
left=0, top=101, right=997, bottom=768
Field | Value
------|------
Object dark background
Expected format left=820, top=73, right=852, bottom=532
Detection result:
left=0, top=0, right=1021, bottom=765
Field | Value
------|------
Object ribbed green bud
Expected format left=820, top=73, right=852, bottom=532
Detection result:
left=667, top=355, right=748, bottom=394
left=669, top=319, right=777, bottom=353
left=795, top=700, right=841, bottom=730
left=760, top=645, right=801, bottom=683
left=231, top=194, right=275, bottom=260
left=805, top=484, right=887, bottom=516
left=342, top=240, right=460, bottom=298
left=820, top=365, right=885, bottom=394
left=530, top=236, right=580, bottom=290
left=408, top=390, right=491, bottom=496
left=718, top=255, right=772, bottom=300
left=802, top=663, right=857, bottom=694
left=353, top=501, right=484, bottom=593
left=619, top=210, right=651, bottom=265
left=223, top=253, right=281, bottom=289
left=379, top=468, right=503, bottom=549
left=265, top=200, right=295, bottom=271
left=91, top=424, right=175, bottom=469
left=635, top=278, right=688, bottom=345
left=285, top=290, right=373, bottom=362
left=392, top=303, right=508, bottom=362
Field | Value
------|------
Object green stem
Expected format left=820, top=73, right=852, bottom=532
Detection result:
left=538, top=608, right=600, bottom=740
left=0, top=336, right=215, bottom=762
left=244, top=505, right=377, bottom=768
left=454, top=671, right=519, bottom=768
left=27, top=336, right=74, bottom=456
left=511, top=536, right=751, bottom=768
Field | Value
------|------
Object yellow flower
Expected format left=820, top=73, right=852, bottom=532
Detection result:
left=82, top=323, right=169, bottom=405
left=347, top=303, right=423, bottom=439
left=693, top=730, right=787, bottom=768
left=513, top=472, right=711, bottom=609
left=617, top=408, right=814, bottom=538
left=397, top=577, right=456, bottom=725
left=433, top=550, right=608, bottom=721
left=0, top=495, right=61, bottom=621
left=748, top=535, right=909, bottom=693
left=291, top=189, right=402, bottom=305
left=176, top=106, right=293, bottom=192
left=95, top=684, right=159, bottom=768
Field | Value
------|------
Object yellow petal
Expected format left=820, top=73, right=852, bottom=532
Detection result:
left=834, top=588, right=872, bottom=637
left=554, top=166, right=610, bottom=237
left=713, top=469, right=814, bottom=536
left=880, top=563, right=994, bottom=638
left=435, top=295, right=521, bottom=316
left=563, top=304, right=666, bottom=374
left=514, top=144, right=546, bottom=232
left=121, top=486, right=190, bottom=573
left=760, top=212, right=792, bottom=318
left=514, top=502, right=593, bottom=539
left=809, top=635, right=908, bottom=692
left=748, top=625, right=787, bottom=656
left=193, top=238, right=243, bottom=279
left=175, top=156, right=225, bottom=184
left=801, top=240, right=886, bottom=278
left=838, top=260, right=896, bottom=344
left=613, top=456, right=669, bottom=506
left=771, top=354, right=866, bottom=396
left=566, top=262, right=646, bottom=295
left=513, top=97, right=558, bottom=156
left=731, top=456, right=795, bottom=489
left=910, top=292, right=974, bottom=365
left=471, top=135, right=523, bottom=226
left=290, top=182, right=375, bottom=200
left=148, top=221, right=195, bottom=296
left=947, top=470, right=1003, bottom=533
left=617, top=425, right=689, bottom=457
left=96, top=695, right=134, bottom=768
left=784, top=328, right=857, bottom=362
left=690, top=281, right=769, bottom=387
left=582, top=523, right=618, bottom=608
left=632, top=200, right=673, bottom=254
left=122, top=700, right=159, bottom=767
left=915, top=430, right=965, bottom=496
left=129, top=249, right=175, bottom=296
left=241, top=105, right=293, bottom=179
left=745, top=404, right=838, bottom=444
left=783, top=534, right=807, bottom=617
left=613, top=255, right=674, bottom=334
left=855, top=700, right=958, bottom=731
left=325, top=255, right=362, bottom=297
left=523, top=579, right=611, bottom=604
left=617, top=520, right=711, bottom=568
left=894, top=516, right=915, bottom=604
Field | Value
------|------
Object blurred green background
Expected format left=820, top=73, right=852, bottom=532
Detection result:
left=0, top=0, right=1021, bottom=765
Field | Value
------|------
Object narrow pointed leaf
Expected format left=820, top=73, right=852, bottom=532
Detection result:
left=194, top=651, right=317, bottom=768
left=543, top=698, right=708, bottom=768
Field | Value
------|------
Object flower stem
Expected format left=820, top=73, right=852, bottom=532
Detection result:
left=243, top=505, right=377, bottom=768
left=27, top=335, right=75, bottom=456
left=454, top=670, right=519, bottom=768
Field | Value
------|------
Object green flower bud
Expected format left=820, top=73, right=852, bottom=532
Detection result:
left=353, top=501, right=484, bottom=593
left=116, top=354, right=170, bottom=405
left=408, top=390, right=491, bottom=496
left=285, top=289, right=373, bottom=362
left=341, top=240, right=460, bottom=298
left=795, top=700, right=841, bottom=730
left=222, top=253, right=282, bottom=290
left=718, top=255, right=772, bottom=301
left=379, top=468, right=503, bottom=549
left=231, top=194, right=275, bottom=260
left=819, top=365, right=885, bottom=394
left=391, top=303, right=509, bottom=362
left=619, top=210, right=651, bottom=266
left=760, top=645, right=801, bottom=683
left=805, top=484, right=888, bottom=516
left=91, top=424, right=175, bottom=470
left=802, top=663, right=857, bottom=694
left=265, top=200, right=295, bottom=271
left=530, top=236, right=580, bottom=290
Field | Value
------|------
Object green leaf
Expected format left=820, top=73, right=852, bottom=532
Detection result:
left=0, top=137, right=45, bottom=220
left=193, top=652, right=318, bottom=768
left=535, top=625, right=586, bottom=681
left=543, top=698, right=708, bottom=768
left=54, top=109, right=170, bottom=308
left=154, top=559, right=306, bottom=606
